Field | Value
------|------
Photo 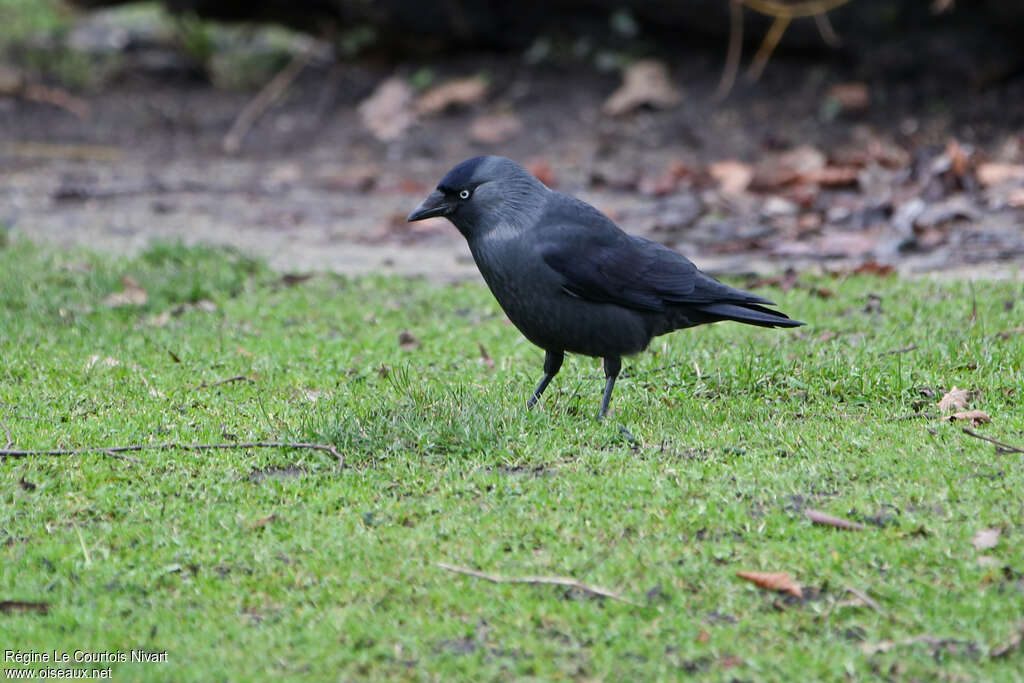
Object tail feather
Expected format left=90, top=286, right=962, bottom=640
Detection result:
left=698, top=302, right=805, bottom=328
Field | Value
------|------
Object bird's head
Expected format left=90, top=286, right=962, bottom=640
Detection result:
left=407, top=156, right=548, bottom=239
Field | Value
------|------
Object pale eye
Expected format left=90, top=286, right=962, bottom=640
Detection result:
left=459, top=189, right=471, bottom=200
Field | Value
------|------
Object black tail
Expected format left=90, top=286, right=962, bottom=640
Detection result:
left=698, top=302, right=805, bottom=328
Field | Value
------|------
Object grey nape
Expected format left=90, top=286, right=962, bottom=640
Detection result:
left=409, top=156, right=804, bottom=419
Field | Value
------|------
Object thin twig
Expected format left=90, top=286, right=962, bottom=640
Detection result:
left=193, top=375, right=251, bottom=391
left=846, top=587, right=883, bottom=615
left=813, top=11, right=841, bottom=47
left=0, top=441, right=344, bottom=470
left=1, top=418, right=11, bottom=449
left=878, top=344, right=917, bottom=357
left=961, top=428, right=1024, bottom=455
left=746, top=13, right=791, bottom=82
left=223, top=51, right=311, bottom=154
left=104, top=450, right=143, bottom=465
left=715, top=0, right=744, bottom=100
left=436, top=562, right=638, bottom=605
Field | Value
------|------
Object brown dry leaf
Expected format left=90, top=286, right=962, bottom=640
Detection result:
left=696, top=630, right=711, bottom=644
left=477, top=342, right=495, bottom=370
left=937, top=386, right=970, bottom=412
left=416, top=76, right=488, bottom=116
left=800, top=165, right=860, bottom=187
left=603, top=59, right=680, bottom=116
left=469, top=112, right=523, bottom=144
left=358, top=77, right=415, bottom=142
left=806, top=509, right=866, bottom=531
left=736, top=571, right=803, bottom=598
left=948, top=410, right=991, bottom=425
left=971, top=528, right=1001, bottom=551
left=976, top=162, right=1024, bottom=187
left=398, top=330, right=422, bottom=351
left=709, top=160, right=754, bottom=195
left=827, top=82, right=870, bottom=111
left=946, top=139, right=970, bottom=178
left=103, top=275, right=147, bottom=307
left=852, top=261, right=895, bottom=276
left=248, top=513, right=278, bottom=530
left=526, top=159, right=558, bottom=188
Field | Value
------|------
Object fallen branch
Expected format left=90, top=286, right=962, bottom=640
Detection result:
left=436, top=562, right=638, bottom=605
left=222, top=50, right=311, bottom=154
left=0, top=441, right=343, bottom=470
left=961, top=428, right=1024, bottom=455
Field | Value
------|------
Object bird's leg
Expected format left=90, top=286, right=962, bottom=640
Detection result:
left=598, top=356, right=622, bottom=419
left=527, top=350, right=564, bottom=409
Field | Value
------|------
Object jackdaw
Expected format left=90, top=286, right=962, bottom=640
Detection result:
left=408, top=156, right=804, bottom=418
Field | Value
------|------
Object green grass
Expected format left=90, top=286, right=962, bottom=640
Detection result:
left=2, top=240, right=1023, bottom=681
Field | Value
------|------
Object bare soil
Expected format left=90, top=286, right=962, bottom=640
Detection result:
left=2, top=49, right=1023, bottom=280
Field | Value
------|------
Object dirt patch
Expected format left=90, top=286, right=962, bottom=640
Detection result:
left=2, top=47, right=1023, bottom=280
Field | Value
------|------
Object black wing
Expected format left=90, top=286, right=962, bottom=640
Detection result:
left=537, top=195, right=775, bottom=314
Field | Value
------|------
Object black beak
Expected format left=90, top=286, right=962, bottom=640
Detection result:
left=407, top=190, right=451, bottom=222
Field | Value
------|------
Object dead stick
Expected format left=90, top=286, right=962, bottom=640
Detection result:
left=1, top=419, right=11, bottom=449
left=878, top=344, right=917, bottom=357
left=104, top=450, right=143, bottom=465
left=961, top=428, right=1024, bottom=454
left=436, top=562, right=638, bottom=605
left=0, top=441, right=344, bottom=470
left=193, top=375, right=250, bottom=391
left=715, top=0, right=744, bottom=100
left=223, top=51, right=310, bottom=154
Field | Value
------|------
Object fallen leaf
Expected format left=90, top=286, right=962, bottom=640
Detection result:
left=0, top=600, right=49, bottom=615
left=469, top=112, right=523, bottom=144
left=103, top=275, right=147, bottom=307
left=526, top=159, right=557, bottom=187
left=477, top=342, right=495, bottom=369
left=416, top=76, right=488, bottom=116
left=971, top=528, right=1001, bottom=551
left=937, top=386, right=970, bottom=412
left=976, top=162, right=1024, bottom=187
left=398, top=330, right=422, bottom=351
left=696, top=630, right=710, bottom=643
left=358, top=77, right=415, bottom=142
left=827, top=82, right=870, bottom=111
left=603, top=59, right=680, bottom=116
left=946, top=139, right=970, bottom=179
left=709, top=160, right=754, bottom=195
left=806, top=509, right=866, bottom=531
left=948, top=410, right=991, bottom=424
left=852, top=261, right=894, bottom=276
left=799, top=165, right=860, bottom=187
left=998, top=326, right=1024, bottom=340
left=736, top=571, right=803, bottom=598
left=248, top=513, right=278, bottom=529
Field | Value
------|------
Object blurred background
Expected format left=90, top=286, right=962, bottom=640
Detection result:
left=1, top=0, right=1022, bottom=279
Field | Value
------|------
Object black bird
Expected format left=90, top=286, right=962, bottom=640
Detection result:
left=408, top=156, right=804, bottom=419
